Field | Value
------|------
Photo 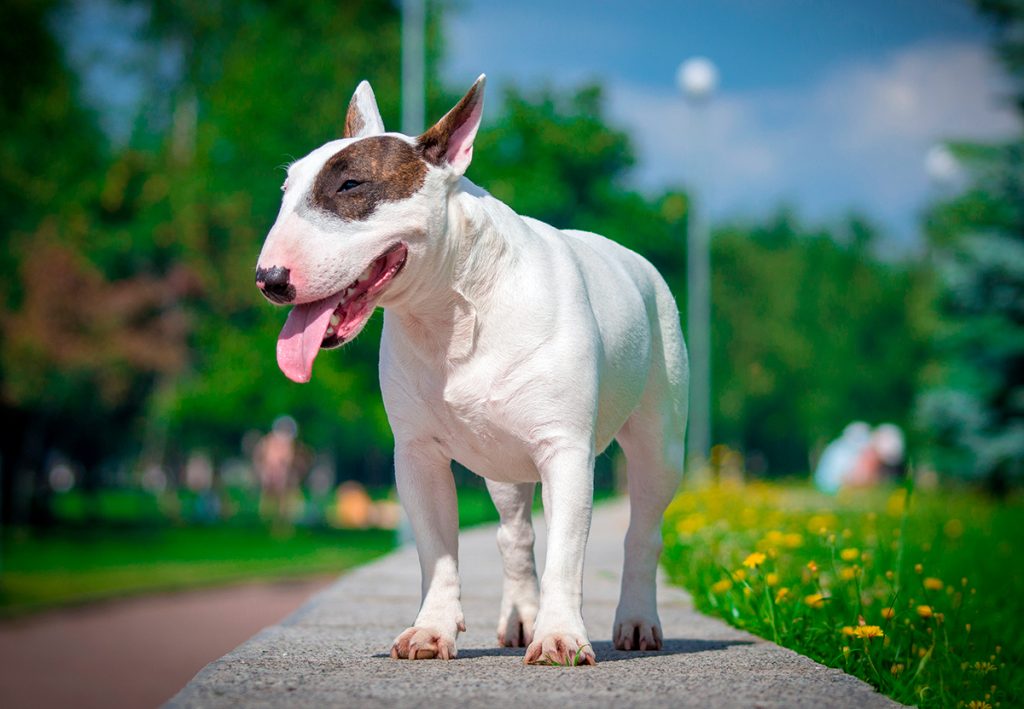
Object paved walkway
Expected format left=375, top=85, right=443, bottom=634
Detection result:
left=0, top=576, right=333, bottom=709
left=169, top=500, right=899, bottom=708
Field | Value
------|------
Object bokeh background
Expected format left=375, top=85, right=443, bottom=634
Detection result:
left=0, top=0, right=1022, bottom=706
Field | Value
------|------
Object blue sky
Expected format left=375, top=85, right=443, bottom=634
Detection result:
left=63, top=0, right=1021, bottom=246
left=441, top=0, right=1021, bottom=245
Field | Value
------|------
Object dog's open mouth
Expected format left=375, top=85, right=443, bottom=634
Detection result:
left=276, top=243, right=407, bottom=383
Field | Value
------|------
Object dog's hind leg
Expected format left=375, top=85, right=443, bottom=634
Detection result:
left=612, top=301, right=687, bottom=651
left=485, top=480, right=540, bottom=647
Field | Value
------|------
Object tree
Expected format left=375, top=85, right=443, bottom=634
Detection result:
left=914, top=1, right=1024, bottom=491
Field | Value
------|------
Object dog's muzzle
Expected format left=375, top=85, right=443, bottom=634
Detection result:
left=256, top=265, right=296, bottom=304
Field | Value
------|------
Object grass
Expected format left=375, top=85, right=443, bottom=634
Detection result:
left=662, top=479, right=1023, bottom=708
left=0, top=485, right=510, bottom=617
left=0, top=525, right=395, bottom=617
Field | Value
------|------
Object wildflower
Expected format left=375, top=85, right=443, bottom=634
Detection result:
left=842, top=645, right=850, bottom=659
left=765, top=572, right=779, bottom=587
left=806, top=561, right=819, bottom=574
left=839, top=567, right=857, bottom=581
left=841, top=626, right=855, bottom=636
left=732, top=569, right=747, bottom=582
left=711, top=579, right=733, bottom=594
left=784, top=533, right=803, bottom=548
left=966, top=623, right=971, bottom=633
left=775, top=587, right=790, bottom=603
left=881, top=607, right=895, bottom=620
left=805, top=593, right=826, bottom=609
left=966, top=702, right=992, bottom=709
left=742, top=552, right=767, bottom=568
left=853, top=625, right=884, bottom=639
left=840, top=548, right=859, bottom=562
left=917, top=605, right=933, bottom=619
left=914, top=563, right=923, bottom=574
left=885, top=570, right=895, bottom=581
left=890, top=663, right=904, bottom=675
left=974, top=661, right=997, bottom=674
left=923, top=577, right=943, bottom=591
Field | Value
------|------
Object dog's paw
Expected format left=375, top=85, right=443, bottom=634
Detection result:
left=612, top=617, right=663, bottom=651
left=523, top=632, right=596, bottom=666
left=497, top=604, right=536, bottom=647
left=390, top=626, right=458, bottom=660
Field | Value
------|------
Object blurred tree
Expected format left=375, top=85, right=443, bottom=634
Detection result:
left=712, top=212, right=929, bottom=474
left=914, top=1, right=1024, bottom=492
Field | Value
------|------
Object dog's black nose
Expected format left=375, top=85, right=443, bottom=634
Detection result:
left=256, top=265, right=296, bottom=304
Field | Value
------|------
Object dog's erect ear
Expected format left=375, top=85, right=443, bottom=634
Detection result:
left=418, top=74, right=486, bottom=175
left=343, top=81, right=386, bottom=139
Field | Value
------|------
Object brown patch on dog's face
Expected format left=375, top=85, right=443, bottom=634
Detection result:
left=418, top=81, right=482, bottom=167
left=309, top=136, right=428, bottom=222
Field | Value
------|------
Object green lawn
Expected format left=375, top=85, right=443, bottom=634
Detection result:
left=0, top=486, right=507, bottom=617
left=662, top=480, right=1023, bottom=708
left=0, top=525, right=395, bottom=617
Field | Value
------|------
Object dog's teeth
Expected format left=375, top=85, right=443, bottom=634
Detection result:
left=358, top=267, right=372, bottom=283
left=330, top=314, right=340, bottom=326
left=326, top=326, right=335, bottom=336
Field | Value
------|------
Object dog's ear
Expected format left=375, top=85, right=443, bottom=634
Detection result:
left=418, top=74, right=486, bottom=176
left=344, top=80, right=386, bottom=139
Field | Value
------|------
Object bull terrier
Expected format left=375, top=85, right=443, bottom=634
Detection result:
left=256, top=76, right=688, bottom=665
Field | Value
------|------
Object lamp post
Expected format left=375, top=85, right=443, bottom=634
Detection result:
left=401, top=0, right=425, bottom=135
left=677, top=57, right=718, bottom=470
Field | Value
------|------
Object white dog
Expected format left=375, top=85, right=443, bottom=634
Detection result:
left=256, top=76, right=688, bottom=665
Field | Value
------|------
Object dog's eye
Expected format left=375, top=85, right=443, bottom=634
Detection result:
left=338, top=180, right=362, bottom=193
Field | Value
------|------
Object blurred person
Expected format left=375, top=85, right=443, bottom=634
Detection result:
left=254, top=416, right=299, bottom=533
left=815, top=422, right=905, bottom=492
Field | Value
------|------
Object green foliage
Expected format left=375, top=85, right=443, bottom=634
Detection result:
left=917, top=142, right=1024, bottom=488
left=711, top=213, right=930, bottom=473
left=663, top=482, right=1024, bottom=707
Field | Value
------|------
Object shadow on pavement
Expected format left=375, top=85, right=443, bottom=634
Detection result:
left=435, top=637, right=753, bottom=661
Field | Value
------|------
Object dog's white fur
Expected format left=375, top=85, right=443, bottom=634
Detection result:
left=257, top=77, right=688, bottom=665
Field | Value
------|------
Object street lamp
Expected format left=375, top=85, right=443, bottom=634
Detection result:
left=677, top=57, right=718, bottom=470
left=401, top=0, right=426, bottom=135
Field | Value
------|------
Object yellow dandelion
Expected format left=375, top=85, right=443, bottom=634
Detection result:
left=765, top=572, right=780, bottom=587
left=966, top=701, right=992, bottom=709
left=881, top=607, right=896, bottom=620
left=839, top=567, right=857, bottom=581
left=841, top=626, right=856, bottom=636
left=914, top=563, right=923, bottom=574
left=732, top=569, right=747, bottom=582
left=890, top=663, right=905, bottom=675
left=784, top=533, right=804, bottom=548
left=805, top=593, right=826, bottom=609
left=711, top=579, right=733, bottom=594
left=923, top=577, right=943, bottom=591
left=840, top=548, right=859, bottom=562
left=806, top=561, right=819, bottom=573
left=885, top=570, right=895, bottom=580
left=974, top=661, right=997, bottom=674
left=917, top=605, right=933, bottom=619
left=853, top=625, right=884, bottom=639
left=775, top=587, right=791, bottom=603
left=743, top=552, right=767, bottom=568
left=842, top=645, right=850, bottom=659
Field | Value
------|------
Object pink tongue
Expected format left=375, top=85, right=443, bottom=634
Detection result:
left=276, top=296, right=339, bottom=383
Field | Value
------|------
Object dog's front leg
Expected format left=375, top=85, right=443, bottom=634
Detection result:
left=390, top=442, right=464, bottom=660
left=524, top=446, right=597, bottom=666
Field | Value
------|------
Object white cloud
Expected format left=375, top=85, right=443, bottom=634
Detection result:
left=607, top=41, right=1021, bottom=242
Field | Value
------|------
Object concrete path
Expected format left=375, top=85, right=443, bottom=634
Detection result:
left=170, top=500, right=899, bottom=708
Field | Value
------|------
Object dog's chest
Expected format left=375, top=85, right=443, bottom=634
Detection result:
left=420, top=365, right=541, bottom=483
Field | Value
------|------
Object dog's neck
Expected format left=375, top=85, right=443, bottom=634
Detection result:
left=382, top=178, right=517, bottom=361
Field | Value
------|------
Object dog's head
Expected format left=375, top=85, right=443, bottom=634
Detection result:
left=256, top=76, right=486, bottom=382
